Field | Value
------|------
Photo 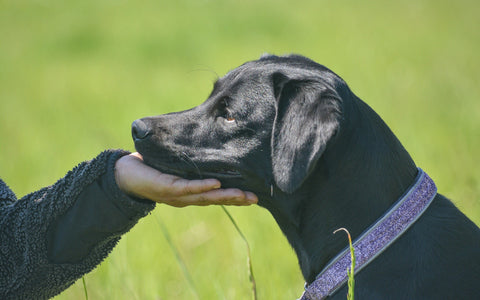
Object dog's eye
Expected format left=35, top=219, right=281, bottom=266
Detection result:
left=223, top=110, right=236, bottom=124
left=217, top=97, right=236, bottom=124
left=225, top=117, right=236, bottom=123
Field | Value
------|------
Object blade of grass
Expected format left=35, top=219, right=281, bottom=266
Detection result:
left=334, top=228, right=355, bottom=300
left=82, top=276, right=88, bottom=300
left=155, top=215, right=200, bottom=300
left=221, top=205, right=257, bottom=300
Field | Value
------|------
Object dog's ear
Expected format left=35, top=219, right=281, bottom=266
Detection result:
left=271, top=72, right=342, bottom=193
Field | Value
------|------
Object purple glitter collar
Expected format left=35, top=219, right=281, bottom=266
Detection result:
left=300, top=168, right=437, bottom=300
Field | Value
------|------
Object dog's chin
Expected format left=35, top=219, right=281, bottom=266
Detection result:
left=141, top=156, right=243, bottom=181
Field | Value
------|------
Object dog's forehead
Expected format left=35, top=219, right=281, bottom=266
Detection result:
left=222, top=63, right=269, bottom=84
left=221, top=56, right=334, bottom=85
left=210, top=64, right=272, bottom=98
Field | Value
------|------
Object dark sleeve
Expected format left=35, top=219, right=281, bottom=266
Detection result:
left=0, top=150, right=156, bottom=300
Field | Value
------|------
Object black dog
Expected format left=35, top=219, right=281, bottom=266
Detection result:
left=132, top=55, right=480, bottom=299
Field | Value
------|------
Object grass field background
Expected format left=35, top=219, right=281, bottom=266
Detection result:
left=1, top=0, right=479, bottom=299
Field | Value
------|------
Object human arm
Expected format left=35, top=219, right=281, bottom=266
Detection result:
left=0, top=150, right=153, bottom=299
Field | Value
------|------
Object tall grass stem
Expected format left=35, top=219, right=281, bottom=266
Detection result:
left=155, top=215, right=200, bottom=300
left=334, top=228, right=355, bottom=300
left=221, top=206, right=258, bottom=300
left=82, top=276, right=88, bottom=300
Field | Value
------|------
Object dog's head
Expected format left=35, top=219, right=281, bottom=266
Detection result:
left=133, top=54, right=348, bottom=202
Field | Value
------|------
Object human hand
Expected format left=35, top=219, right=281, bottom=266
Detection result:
left=114, top=152, right=258, bottom=207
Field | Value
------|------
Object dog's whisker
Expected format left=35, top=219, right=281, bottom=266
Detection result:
left=238, top=125, right=256, bottom=134
left=180, top=152, right=203, bottom=179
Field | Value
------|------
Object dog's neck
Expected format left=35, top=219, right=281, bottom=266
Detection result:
left=267, top=98, right=418, bottom=283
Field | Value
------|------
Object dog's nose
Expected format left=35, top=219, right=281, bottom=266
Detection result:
left=132, top=119, right=151, bottom=140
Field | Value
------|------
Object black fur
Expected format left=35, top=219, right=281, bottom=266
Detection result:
left=133, top=55, right=480, bottom=299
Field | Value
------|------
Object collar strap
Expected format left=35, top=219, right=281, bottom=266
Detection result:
left=300, top=168, right=437, bottom=300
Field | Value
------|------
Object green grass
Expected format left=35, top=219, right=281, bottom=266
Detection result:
left=334, top=228, right=355, bottom=300
left=1, top=0, right=479, bottom=299
left=81, top=276, right=88, bottom=300
left=221, top=206, right=257, bottom=300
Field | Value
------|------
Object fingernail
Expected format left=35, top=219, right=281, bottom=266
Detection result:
left=207, top=179, right=221, bottom=189
left=246, top=192, right=258, bottom=203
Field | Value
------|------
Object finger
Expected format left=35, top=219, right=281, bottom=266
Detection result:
left=161, top=188, right=258, bottom=207
left=155, top=174, right=222, bottom=196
